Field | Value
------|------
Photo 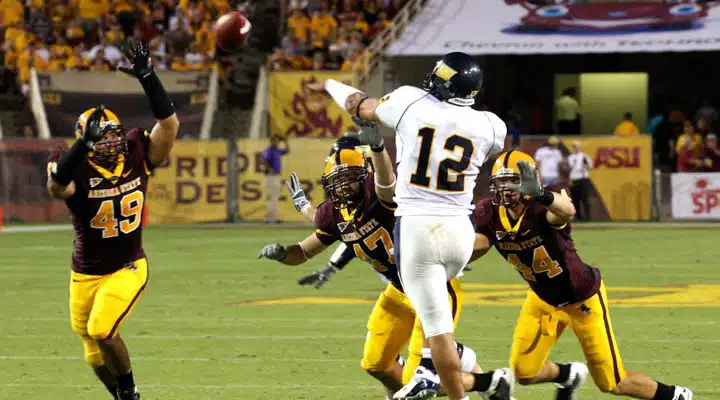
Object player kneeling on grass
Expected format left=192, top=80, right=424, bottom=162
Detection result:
left=466, top=151, right=691, bottom=400
left=259, top=120, right=509, bottom=400
left=46, top=39, right=178, bottom=400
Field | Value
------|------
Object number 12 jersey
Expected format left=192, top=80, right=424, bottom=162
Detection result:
left=375, top=85, right=507, bottom=216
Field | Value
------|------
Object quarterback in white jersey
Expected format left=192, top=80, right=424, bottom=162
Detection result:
left=315, top=52, right=511, bottom=400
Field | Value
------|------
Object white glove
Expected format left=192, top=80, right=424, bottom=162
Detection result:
left=348, top=117, right=383, bottom=150
left=257, top=243, right=287, bottom=261
left=285, top=172, right=312, bottom=215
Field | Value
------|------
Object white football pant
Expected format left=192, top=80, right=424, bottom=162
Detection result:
left=395, top=215, right=474, bottom=338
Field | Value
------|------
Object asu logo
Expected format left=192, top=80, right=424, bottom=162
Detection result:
left=496, top=231, right=509, bottom=241
left=594, top=147, right=640, bottom=169
left=89, top=177, right=103, bottom=188
left=337, top=221, right=351, bottom=233
left=283, top=77, right=345, bottom=138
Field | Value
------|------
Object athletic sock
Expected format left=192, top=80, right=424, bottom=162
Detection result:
left=93, top=364, right=119, bottom=397
left=116, top=370, right=135, bottom=390
left=470, top=371, right=494, bottom=392
left=552, top=363, right=572, bottom=385
left=652, top=382, right=675, bottom=400
left=419, top=348, right=437, bottom=373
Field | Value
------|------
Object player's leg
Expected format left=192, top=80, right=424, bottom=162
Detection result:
left=394, top=216, right=469, bottom=400
left=69, top=271, right=120, bottom=398
left=87, top=259, right=148, bottom=400
left=361, top=283, right=416, bottom=398
left=568, top=282, right=693, bottom=399
left=508, top=289, right=575, bottom=386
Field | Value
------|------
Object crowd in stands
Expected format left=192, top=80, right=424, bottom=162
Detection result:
left=268, top=0, right=405, bottom=72
left=0, top=0, right=254, bottom=94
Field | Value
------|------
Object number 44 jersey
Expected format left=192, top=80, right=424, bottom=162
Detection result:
left=376, top=85, right=507, bottom=217
left=48, top=128, right=153, bottom=275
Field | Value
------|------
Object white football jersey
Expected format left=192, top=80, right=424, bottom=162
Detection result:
left=376, top=86, right=507, bottom=216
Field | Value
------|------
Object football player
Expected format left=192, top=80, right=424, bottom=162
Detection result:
left=46, top=40, right=178, bottom=400
left=260, top=121, right=509, bottom=400
left=468, top=151, right=693, bottom=400
left=310, top=52, right=509, bottom=400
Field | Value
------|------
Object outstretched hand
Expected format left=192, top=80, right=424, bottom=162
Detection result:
left=507, top=160, right=544, bottom=198
left=118, top=39, right=152, bottom=79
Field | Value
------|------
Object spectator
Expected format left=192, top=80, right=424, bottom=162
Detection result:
left=287, top=8, right=311, bottom=43
left=283, top=30, right=307, bottom=56
left=194, top=20, right=215, bottom=55
left=29, top=7, right=53, bottom=43
left=289, top=0, right=310, bottom=11
left=46, top=50, right=66, bottom=71
left=87, top=37, right=123, bottom=66
left=704, top=134, right=720, bottom=172
left=340, top=50, right=364, bottom=73
left=676, top=136, right=703, bottom=172
left=149, top=36, right=169, bottom=69
left=262, top=136, right=290, bottom=223
left=151, top=2, right=170, bottom=32
left=534, top=135, right=564, bottom=186
left=695, top=99, right=718, bottom=131
left=88, top=52, right=111, bottom=71
left=267, top=47, right=290, bottom=71
left=647, top=110, right=664, bottom=136
left=311, top=51, right=326, bottom=70
left=675, top=120, right=704, bottom=157
left=367, top=10, right=390, bottom=38
left=136, top=14, right=161, bottom=43
left=310, top=5, right=337, bottom=43
left=17, top=41, right=48, bottom=87
left=534, top=136, right=564, bottom=186
left=555, top=87, right=580, bottom=135
left=66, top=43, right=90, bottom=70
left=696, top=119, right=710, bottom=136
left=0, top=0, right=25, bottom=28
left=167, top=23, right=194, bottom=58
left=51, top=36, right=73, bottom=61
left=360, top=0, right=380, bottom=25
left=568, top=140, right=593, bottom=221
left=105, top=23, right=126, bottom=46
left=66, top=17, right=86, bottom=45
left=614, top=112, right=640, bottom=136
left=184, top=43, right=207, bottom=69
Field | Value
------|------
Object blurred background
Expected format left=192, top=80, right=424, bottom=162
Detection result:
left=1, top=0, right=720, bottom=226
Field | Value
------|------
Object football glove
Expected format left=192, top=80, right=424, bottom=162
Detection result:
left=507, top=160, right=544, bottom=198
left=257, top=243, right=287, bottom=261
left=297, top=263, right=340, bottom=289
left=348, top=117, right=383, bottom=150
left=285, top=172, right=311, bottom=215
left=118, top=39, right=152, bottom=80
left=82, top=105, right=111, bottom=148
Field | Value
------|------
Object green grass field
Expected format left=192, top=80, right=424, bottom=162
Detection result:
left=1, top=224, right=719, bottom=400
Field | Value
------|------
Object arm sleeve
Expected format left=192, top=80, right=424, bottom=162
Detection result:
left=375, top=85, right=427, bottom=129
left=328, top=243, right=355, bottom=270
left=481, top=111, right=508, bottom=156
left=314, top=201, right=341, bottom=245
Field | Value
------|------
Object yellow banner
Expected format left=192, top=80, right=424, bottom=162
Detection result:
left=560, top=135, right=652, bottom=221
left=146, top=138, right=336, bottom=223
left=268, top=71, right=358, bottom=138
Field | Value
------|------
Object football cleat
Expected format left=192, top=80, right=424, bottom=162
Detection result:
left=486, top=368, right=515, bottom=400
left=555, top=362, right=589, bottom=400
left=392, top=366, right=440, bottom=400
left=117, top=387, right=140, bottom=400
left=673, top=386, right=693, bottom=400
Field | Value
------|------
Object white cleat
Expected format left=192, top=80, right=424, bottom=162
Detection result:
left=392, top=366, right=440, bottom=400
left=555, top=362, right=589, bottom=400
left=487, top=368, right=515, bottom=400
left=672, top=386, right=693, bottom=400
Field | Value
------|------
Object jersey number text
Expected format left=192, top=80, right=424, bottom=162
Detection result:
left=90, top=191, right=144, bottom=239
left=507, top=245, right=563, bottom=282
left=410, top=127, right=474, bottom=192
left=353, top=227, right=395, bottom=273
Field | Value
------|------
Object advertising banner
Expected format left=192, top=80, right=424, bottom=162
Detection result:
left=386, top=0, right=720, bottom=56
left=671, top=173, right=720, bottom=219
left=146, top=138, right=335, bottom=223
left=509, top=135, right=652, bottom=221
left=268, top=71, right=358, bottom=138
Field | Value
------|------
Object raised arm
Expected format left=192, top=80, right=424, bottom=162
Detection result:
left=346, top=118, right=396, bottom=204
left=321, top=79, right=381, bottom=122
left=118, top=39, right=179, bottom=167
left=511, top=160, right=576, bottom=225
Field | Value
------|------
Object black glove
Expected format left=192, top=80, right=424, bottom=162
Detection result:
left=118, top=39, right=152, bottom=80
left=297, top=263, right=340, bottom=289
left=82, top=105, right=110, bottom=148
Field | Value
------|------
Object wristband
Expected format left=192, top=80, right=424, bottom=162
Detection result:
left=139, top=72, right=175, bottom=120
left=51, top=138, right=91, bottom=186
left=535, top=190, right=554, bottom=207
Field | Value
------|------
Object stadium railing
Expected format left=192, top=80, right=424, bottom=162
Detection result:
left=358, top=0, right=428, bottom=84
left=30, top=68, right=51, bottom=139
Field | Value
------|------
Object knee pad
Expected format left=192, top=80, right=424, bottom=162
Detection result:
left=80, top=337, right=104, bottom=367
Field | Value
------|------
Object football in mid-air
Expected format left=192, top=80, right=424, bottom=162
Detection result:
left=214, top=11, right=251, bottom=52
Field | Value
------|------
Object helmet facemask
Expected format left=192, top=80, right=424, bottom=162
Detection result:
left=91, top=124, right=127, bottom=169
left=322, top=165, right=368, bottom=209
left=490, top=174, right=523, bottom=209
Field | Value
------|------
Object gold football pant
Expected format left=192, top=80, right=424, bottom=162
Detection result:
left=360, top=278, right=464, bottom=384
left=509, top=281, right=626, bottom=392
left=69, top=259, right=148, bottom=366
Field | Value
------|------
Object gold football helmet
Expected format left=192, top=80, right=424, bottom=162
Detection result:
left=323, top=143, right=369, bottom=209
left=490, top=150, right=536, bottom=208
left=75, top=107, right=126, bottom=167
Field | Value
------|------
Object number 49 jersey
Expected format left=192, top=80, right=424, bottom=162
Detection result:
left=376, top=85, right=507, bottom=216
left=48, top=128, right=153, bottom=275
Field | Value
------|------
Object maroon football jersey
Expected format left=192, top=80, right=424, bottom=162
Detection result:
left=314, top=173, right=401, bottom=289
left=48, top=128, right=153, bottom=275
left=473, top=186, right=601, bottom=306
